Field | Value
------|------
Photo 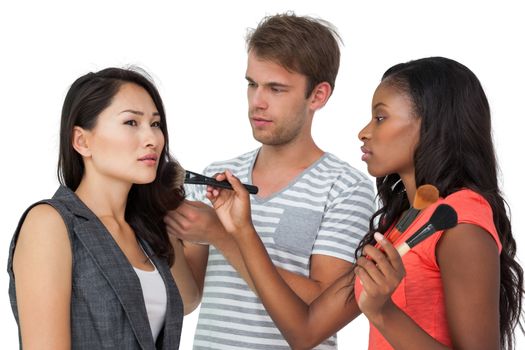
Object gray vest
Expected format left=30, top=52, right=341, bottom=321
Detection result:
left=7, top=186, right=183, bottom=349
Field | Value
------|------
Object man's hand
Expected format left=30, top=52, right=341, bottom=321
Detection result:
left=164, top=199, right=226, bottom=245
left=206, top=170, right=253, bottom=236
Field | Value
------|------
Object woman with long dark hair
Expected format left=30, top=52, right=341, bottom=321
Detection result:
left=205, top=57, right=524, bottom=349
left=7, top=67, right=199, bottom=349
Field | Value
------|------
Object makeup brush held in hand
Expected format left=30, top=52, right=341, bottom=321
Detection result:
left=166, top=160, right=259, bottom=195
left=388, top=184, right=440, bottom=243
left=184, top=170, right=259, bottom=195
left=397, top=204, right=458, bottom=257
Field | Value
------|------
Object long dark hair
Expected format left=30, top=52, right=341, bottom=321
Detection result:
left=58, top=67, right=184, bottom=266
left=354, top=57, right=523, bottom=348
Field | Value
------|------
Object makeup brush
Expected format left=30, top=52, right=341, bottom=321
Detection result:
left=158, top=160, right=189, bottom=209
left=396, top=204, right=457, bottom=257
left=164, top=159, right=259, bottom=195
left=184, top=170, right=259, bottom=195
left=388, top=184, right=439, bottom=243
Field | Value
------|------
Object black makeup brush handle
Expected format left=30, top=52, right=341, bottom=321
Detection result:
left=204, top=177, right=259, bottom=195
left=185, top=170, right=259, bottom=195
left=396, top=208, right=420, bottom=232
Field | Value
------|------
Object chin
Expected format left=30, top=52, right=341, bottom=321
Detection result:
left=134, top=176, right=157, bottom=185
left=366, top=166, right=387, bottom=178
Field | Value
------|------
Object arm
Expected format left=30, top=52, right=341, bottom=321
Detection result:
left=166, top=199, right=353, bottom=304
left=213, top=225, right=353, bottom=304
left=168, top=236, right=203, bottom=315
left=356, top=226, right=500, bottom=350
left=12, top=204, right=72, bottom=350
left=438, top=224, right=500, bottom=349
left=165, top=201, right=211, bottom=300
left=207, top=171, right=362, bottom=349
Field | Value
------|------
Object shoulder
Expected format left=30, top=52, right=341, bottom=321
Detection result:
left=436, top=223, right=500, bottom=283
left=12, top=203, right=72, bottom=283
left=16, top=203, right=70, bottom=256
left=442, top=189, right=500, bottom=251
left=22, top=203, right=67, bottom=233
left=439, top=223, right=499, bottom=255
left=318, top=153, right=375, bottom=202
left=444, top=189, right=491, bottom=212
left=432, top=189, right=501, bottom=264
left=408, top=189, right=501, bottom=268
left=203, top=149, right=258, bottom=176
left=320, top=153, right=374, bottom=186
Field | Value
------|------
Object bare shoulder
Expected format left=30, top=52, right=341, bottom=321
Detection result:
left=14, top=204, right=71, bottom=268
left=12, top=204, right=73, bottom=349
left=437, top=223, right=499, bottom=259
left=17, top=204, right=69, bottom=244
left=22, top=203, right=66, bottom=230
left=437, top=223, right=499, bottom=276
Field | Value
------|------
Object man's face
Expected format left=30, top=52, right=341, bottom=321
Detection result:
left=245, top=51, right=312, bottom=146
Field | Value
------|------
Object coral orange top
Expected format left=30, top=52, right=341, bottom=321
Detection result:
left=354, top=189, right=502, bottom=349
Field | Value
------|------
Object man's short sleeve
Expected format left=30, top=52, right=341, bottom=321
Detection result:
left=312, top=178, right=375, bottom=263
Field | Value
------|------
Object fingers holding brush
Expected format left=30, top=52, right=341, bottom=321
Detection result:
left=359, top=233, right=405, bottom=289
left=375, top=233, right=405, bottom=275
left=356, top=233, right=406, bottom=318
left=206, top=170, right=253, bottom=235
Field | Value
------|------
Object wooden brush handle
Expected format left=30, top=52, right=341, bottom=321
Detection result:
left=397, top=243, right=410, bottom=257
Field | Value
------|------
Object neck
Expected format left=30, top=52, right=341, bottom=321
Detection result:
left=400, top=173, right=417, bottom=206
left=257, top=136, right=323, bottom=172
left=251, top=138, right=323, bottom=198
left=75, top=170, right=131, bottom=221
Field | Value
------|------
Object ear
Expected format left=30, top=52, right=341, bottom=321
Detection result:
left=72, top=126, right=92, bottom=157
left=308, top=82, right=332, bottom=111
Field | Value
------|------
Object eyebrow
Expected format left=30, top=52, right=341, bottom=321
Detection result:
left=245, top=76, right=291, bottom=89
left=372, top=102, right=388, bottom=110
left=119, top=109, right=160, bottom=116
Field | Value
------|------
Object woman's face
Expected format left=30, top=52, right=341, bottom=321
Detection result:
left=80, top=83, right=165, bottom=185
left=358, top=82, right=420, bottom=179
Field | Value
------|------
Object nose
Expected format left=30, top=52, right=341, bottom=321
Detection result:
left=249, top=87, right=268, bottom=110
left=142, top=124, right=163, bottom=149
left=358, top=121, right=372, bottom=141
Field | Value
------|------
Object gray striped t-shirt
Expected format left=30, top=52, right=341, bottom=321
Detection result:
left=187, top=149, right=375, bottom=350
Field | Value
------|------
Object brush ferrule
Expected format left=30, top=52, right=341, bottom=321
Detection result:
left=407, top=224, right=436, bottom=248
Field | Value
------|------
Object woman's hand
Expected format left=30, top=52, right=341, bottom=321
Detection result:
left=355, top=232, right=406, bottom=323
left=206, top=170, right=253, bottom=236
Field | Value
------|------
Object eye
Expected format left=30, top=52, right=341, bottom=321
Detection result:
left=375, top=115, right=386, bottom=123
left=151, top=120, right=162, bottom=128
left=247, top=82, right=257, bottom=88
left=271, top=86, right=284, bottom=93
left=124, top=120, right=137, bottom=126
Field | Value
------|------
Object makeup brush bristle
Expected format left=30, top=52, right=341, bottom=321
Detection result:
left=428, top=204, right=458, bottom=231
left=171, top=161, right=186, bottom=189
left=160, top=159, right=186, bottom=190
left=404, top=203, right=458, bottom=249
left=413, top=184, right=439, bottom=210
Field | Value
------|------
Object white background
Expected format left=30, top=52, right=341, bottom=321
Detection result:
left=1, top=1, right=524, bottom=348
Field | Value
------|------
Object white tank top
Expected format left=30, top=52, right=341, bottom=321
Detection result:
left=133, top=260, right=167, bottom=341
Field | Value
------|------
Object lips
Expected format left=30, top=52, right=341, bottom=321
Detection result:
left=138, top=154, right=158, bottom=161
left=251, top=116, right=272, bottom=127
left=360, top=146, right=372, bottom=161
left=138, top=154, right=158, bottom=166
left=360, top=146, right=371, bottom=154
